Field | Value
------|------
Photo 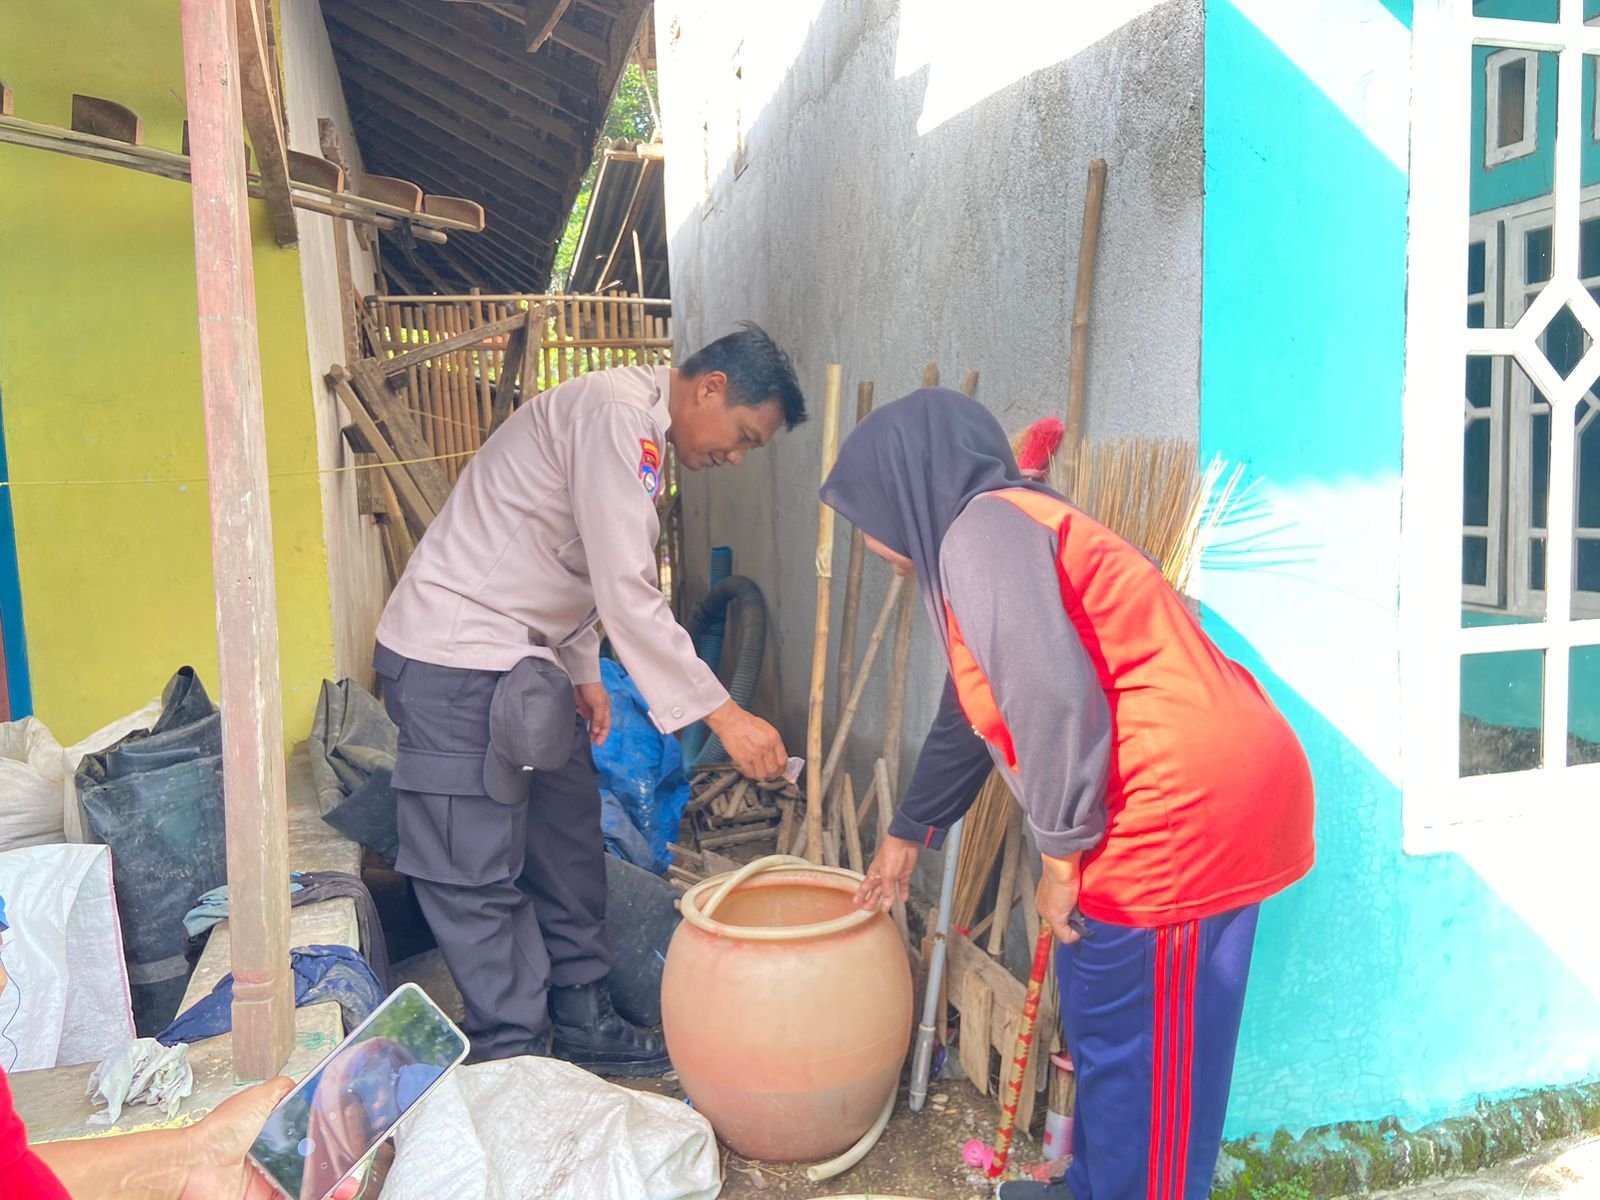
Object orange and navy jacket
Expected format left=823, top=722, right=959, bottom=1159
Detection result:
left=891, top=490, right=1315, bottom=928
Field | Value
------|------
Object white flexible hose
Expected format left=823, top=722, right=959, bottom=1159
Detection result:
left=803, top=1082, right=897, bottom=1182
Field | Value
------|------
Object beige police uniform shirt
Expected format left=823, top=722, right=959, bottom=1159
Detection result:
left=375, top=365, right=728, bottom=733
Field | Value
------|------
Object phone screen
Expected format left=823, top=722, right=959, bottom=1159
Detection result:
left=248, top=983, right=467, bottom=1200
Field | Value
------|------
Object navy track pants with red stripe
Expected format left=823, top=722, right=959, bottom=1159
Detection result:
left=1056, top=904, right=1259, bottom=1200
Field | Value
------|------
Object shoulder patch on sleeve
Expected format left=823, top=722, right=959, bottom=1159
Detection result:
left=638, top=438, right=661, bottom=498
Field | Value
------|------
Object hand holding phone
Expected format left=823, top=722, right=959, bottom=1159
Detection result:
left=247, top=983, right=468, bottom=1200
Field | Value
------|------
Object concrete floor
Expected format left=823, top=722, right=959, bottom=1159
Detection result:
left=1374, top=1137, right=1600, bottom=1200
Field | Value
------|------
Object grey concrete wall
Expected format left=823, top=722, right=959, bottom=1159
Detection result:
left=281, top=0, right=387, bottom=688
left=656, top=0, right=1204, bottom=839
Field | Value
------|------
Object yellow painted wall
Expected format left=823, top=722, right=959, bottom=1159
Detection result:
left=0, top=3, right=335, bottom=745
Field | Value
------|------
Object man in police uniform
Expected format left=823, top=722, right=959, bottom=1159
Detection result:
left=374, top=323, right=805, bottom=1075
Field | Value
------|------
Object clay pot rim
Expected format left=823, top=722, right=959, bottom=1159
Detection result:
left=678, top=863, right=880, bottom=942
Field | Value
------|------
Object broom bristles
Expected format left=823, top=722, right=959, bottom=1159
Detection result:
left=1050, top=436, right=1244, bottom=591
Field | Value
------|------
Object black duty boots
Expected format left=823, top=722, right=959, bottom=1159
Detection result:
left=549, top=980, right=671, bottom=1078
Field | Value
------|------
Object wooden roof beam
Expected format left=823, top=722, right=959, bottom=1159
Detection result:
left=361, top=155, right=560, bottom=254
left=334, top=92, right=566, bottom=219
left=449, top=3, right=603, bottom=94
left=322, top=1, right=585, bottom=147
left=356, top=147, right=556, bottom=262
left=336, top=54, right=577, bottom=190
left=379, top=0, right=597, bottom=125
left=549, top=11, right=609, bottom=65
left=234, top=0, right=298, bottom=245
left=525, top=0, right=575, bottom=52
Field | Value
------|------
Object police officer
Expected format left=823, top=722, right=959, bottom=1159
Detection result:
left=373, top=323, right=806, bottom=1074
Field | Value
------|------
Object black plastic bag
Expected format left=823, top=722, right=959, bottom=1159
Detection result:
left=77, top=668, right=227, bottom=1035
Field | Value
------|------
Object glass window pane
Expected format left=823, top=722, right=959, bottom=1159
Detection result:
left=1570, top=645, right=1600, bottom=764
left=1461, top=649, right=1545, bottom=777
left=1577, top=540, right=1600, bottom=592
left=1464, top=535, right=1490, bottom=587
left=1499, top=58, right=1528, bottom=148
left=1469, top=300, right=1487, bottom=329
left=1474, top=0, right=1557, bottom=19
left=1583, top=219, right=1600, bottom=280
left=1533, top=408, right=1551, bottom=527
left=1468, top=240, right=1488, bottom=295
left=1465, top=418, right=1492, bottom=525
left=1578, top=403, right=1600, bottom=527
left=1466, top=355, right=1493, bottom=407
left=1541, top=305, right=1590, bottom=378
left=1531, top=536, right=1547, bottom=591
left=1526, top=227, right=1554, bottom=286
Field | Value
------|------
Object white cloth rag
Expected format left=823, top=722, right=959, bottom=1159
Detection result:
left=86, top=1038, right=193, bottom=1125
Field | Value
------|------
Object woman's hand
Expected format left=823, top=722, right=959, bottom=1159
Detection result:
left=574, top=682, right=612, bottom=746
left=855, top=835, right=920, bottom=911
left=178, top=1077, right=363, bottom=1200
left=1036, top=852, right=1085, bottom=945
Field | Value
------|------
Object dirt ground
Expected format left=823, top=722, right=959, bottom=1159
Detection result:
left=621, top=1070, right=1049, bottom=1200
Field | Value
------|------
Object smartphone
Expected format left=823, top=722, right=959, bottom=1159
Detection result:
left=247, top=982, right=468, bottom=1200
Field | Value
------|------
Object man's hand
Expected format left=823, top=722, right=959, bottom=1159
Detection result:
left=1036, top=852, right=1085, bottom=945
left=855, top=834, right=919, bottom=911
left=705, top=700, right=786, bottom=779
left=574, top=682, right=612, bottom=746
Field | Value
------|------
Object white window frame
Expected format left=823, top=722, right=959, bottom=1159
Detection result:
left=1500, top=198, right=1600, bottom=617
left=1463, top=217, right=1505, bottom=610
left=1401, top=0, right=1600, bottom=854
left=1486, top=46, right=1540, bottom=166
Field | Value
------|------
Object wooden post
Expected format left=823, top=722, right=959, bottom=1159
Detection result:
left=1063, top=158, right=1108, bottom=488
left=805, top=365, right=844, bottom=863
left=180, top=0, right=293, bottom=1081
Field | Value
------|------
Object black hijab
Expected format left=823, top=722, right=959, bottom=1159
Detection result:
left=819, top=388, right=1058, bottom=652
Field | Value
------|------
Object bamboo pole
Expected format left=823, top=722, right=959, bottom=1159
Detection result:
left=878, top=579, right=917, bottom=811
left=961, top=368, right=980, bottom=398
left=1063, top=158, right=1108, bottom=488
left=818, top=573, right=906, bottom=800
left=922, top=362, right=939, bottom=388
left=987, top=803, right=1024, bottom=958
left=839, top=775, right=865, bottom=873
left=181, top=0, right=293, bottom=1079
left=475, top=298, right=494, bottom=435
left=874, top=758, right=911, bottom=947
left=805, top=364, right=844, bottom=863
left=835, top=381, right=876, bottom=721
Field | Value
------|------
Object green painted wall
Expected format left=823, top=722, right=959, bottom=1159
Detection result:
left=0, top=2, right=335, bottom=744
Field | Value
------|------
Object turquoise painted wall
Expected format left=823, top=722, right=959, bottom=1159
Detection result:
left=1202, top=0, right=1600, bottom=1139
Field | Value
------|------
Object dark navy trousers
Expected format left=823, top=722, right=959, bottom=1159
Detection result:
left=1056, top=904, right=1259, bottom=1200
left=375, top=645, right=610, bottom=1062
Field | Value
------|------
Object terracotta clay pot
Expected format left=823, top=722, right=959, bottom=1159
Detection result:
left=661, top=861, right=913, bottom=1162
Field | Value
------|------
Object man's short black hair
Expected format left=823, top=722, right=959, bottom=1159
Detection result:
left=680, top=322, right=808, bottom=429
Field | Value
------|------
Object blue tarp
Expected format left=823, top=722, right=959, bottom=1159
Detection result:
left=591, top=659, right=690, bottom=875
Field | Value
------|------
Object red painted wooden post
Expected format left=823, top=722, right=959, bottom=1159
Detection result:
left=179, top=0, right=294, bottom=1080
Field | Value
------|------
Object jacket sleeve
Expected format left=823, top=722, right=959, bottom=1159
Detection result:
left=555, top=625, right=603, bottom=687
left=941, top=501, right=1112, bottom=858
left=562, top=402, right=729, bottom=732
left=888, top=676, right=995, bottom=851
